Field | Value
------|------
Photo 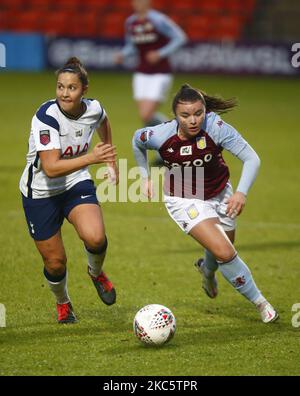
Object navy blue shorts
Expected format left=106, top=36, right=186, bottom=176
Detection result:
left=22, top=180, right=99, bottom=241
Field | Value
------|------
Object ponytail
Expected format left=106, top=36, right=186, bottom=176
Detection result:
left=172, top=84, right=237, bottom=115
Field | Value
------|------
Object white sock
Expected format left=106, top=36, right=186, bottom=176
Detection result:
left=44, top=269, right=70, bottom=304
left=85, top=238, right=108, bottom=278
left=253, top=295, right=267, bottom=307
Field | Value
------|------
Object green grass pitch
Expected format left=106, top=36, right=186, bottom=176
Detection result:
left=0, top=71, right=299, bottom=376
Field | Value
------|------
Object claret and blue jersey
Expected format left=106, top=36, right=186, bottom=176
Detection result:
left=123, top=9, right=187, bottom=74
left=132, top=112, right=255, bottom=200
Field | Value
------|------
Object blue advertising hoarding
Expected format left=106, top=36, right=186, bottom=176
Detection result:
left=0, top=33, right=45, bottom=71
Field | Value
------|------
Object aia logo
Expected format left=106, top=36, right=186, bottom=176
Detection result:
left=62, top=143, right=89, bottom=157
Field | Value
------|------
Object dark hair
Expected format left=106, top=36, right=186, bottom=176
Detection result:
left=172, top=84, right=237, bottom=115
left=56, top=57, right=89, bottom=86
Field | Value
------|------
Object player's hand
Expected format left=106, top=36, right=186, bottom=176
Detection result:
left=225, top=191, right=246, bottom=219
left=89, top=143, right=116, bottom=164
left=145, top=50, right=161, bottom=64
left=142, top=178, right=154, bottom=199
left=114, top=53, right=124, bottom=64
left=104, top=162, right=119, bottom=185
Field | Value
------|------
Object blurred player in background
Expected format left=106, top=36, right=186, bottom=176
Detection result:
left=132, top=84, right=279, bottom=324
left=20, top=57, right=118, bottom=324
left=114, top=0, right=187, bottom=128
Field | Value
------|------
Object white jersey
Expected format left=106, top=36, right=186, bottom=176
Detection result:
left=19, top=98, right=106, bottom=199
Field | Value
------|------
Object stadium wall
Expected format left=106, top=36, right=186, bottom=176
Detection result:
left=47, top=37, right=299, bottom=76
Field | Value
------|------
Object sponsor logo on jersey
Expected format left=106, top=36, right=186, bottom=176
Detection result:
left=196, top=136, right=206, bottom=150
left=40, top=130, right=50, bottom=145
left=180, top=146, right=192, bottom=156
left=75, top=130, right=83, bottom=137
left=186, top=204, right=199, bottom=220
left=167, top=147, right=174, bottom=153
left=132, top=33, right=157, bottom=44
left=217, top=120, right=224, bottom=127
left=144, top=22, right=154, bottom=32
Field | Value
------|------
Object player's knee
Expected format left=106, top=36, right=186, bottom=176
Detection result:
left=214, top=246, right=236, bottom=263
left=84, top=234, right=107, bottom=253
left=44, top=257, right=67, bottom=276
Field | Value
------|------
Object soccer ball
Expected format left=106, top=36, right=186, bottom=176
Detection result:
left=133, top=304, right=176, bottom=346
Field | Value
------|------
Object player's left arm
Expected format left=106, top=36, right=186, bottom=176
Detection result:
left=227, top=144, right=261, bottom=218
left=214, top=117, right=261, bottom=217
left=96, top=116, right=119, bottom=185
left=147, top=13, right=187, bottom=63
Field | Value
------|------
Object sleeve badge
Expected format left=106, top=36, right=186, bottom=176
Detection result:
left=39, top=130, right=51, bottom=145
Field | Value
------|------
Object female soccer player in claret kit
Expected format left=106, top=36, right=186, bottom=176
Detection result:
left=20, top=57, right=118, bottom=324
left=114, top=0, right=187, bottom=128
left=132, top=84, right=279, bottom=323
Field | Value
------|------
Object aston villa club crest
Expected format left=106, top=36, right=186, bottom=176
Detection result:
left=39, top=130, right=50, bottom=146
left=196, top=136, right=206, bottom=150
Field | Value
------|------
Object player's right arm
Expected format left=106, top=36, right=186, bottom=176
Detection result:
left=32, top=112, right=116, bottom=178
left=39, top=144, right=116, bottom=179
left=132, top=128, right=155, bottom=198
left=132, top=121, right=177, bottom=197
left=114, top=17, right=137, bottom=64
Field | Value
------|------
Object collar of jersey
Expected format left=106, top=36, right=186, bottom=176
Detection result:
left=56, top=100, right=87, bottom=120
left=176, top=125, right=204, bottom=141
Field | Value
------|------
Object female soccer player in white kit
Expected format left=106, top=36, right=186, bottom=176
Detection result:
left=20, top=58, right=118, bottom=323
left=132, top=84, right=279, bottom=323
left=114, top=0, right=187, bottom=127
